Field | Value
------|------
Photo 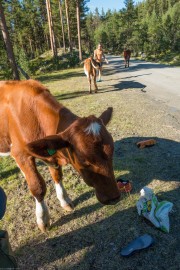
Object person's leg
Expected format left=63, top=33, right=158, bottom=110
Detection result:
left=98, top=64, right=102, bottom=81
left=0, top=187, right=7, bottom=220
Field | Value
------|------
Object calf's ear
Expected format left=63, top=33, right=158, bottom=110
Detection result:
left=26, top=135, right=69, bottom=158
left=99, top=107, right=113, bottom=126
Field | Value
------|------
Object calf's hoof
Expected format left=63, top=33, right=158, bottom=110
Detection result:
left=38, top=220, right=50, bottom=232
left=63, top=202, right=74, bottom=212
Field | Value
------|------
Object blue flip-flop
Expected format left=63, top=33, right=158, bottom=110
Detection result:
left=120, top=234, right=154, bottom=257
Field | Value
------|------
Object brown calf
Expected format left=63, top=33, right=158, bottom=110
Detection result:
left=0, top=80, right=120, bottom=232
left=83, top=57, right=100, bottom=93
left=123, top=49, right=131, bottom=68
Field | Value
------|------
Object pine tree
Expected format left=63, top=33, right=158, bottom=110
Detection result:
left=59, top=0, right=66, bottom=52
left=76, top=0, right=82, bottom=60
left=0, top=1, right=20, bottom=79
left=65, top=0, right=72, bottom=52
left=46, top=0, right=57, bottom=57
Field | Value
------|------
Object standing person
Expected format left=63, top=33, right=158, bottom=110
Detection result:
left=94, top=43, right=108, bottom=82
left=123, top=48, right=131, bottom=68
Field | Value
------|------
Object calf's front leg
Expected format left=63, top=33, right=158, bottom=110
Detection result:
left=48, top=166, right=73, bottom=212
left=12, top=152, right=50, bottom=232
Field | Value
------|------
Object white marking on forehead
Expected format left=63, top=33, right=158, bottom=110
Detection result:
left=0, top=152, right=11, bottom=157
left=84, top=122, right=101, bottom=135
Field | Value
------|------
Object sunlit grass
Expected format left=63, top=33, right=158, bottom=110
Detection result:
left=0, top=63, right=179, bottom=269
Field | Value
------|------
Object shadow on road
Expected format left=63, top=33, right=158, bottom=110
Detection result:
left=99, top=80, right=146, bottom=93
left=106, top=56, right=171, bottom=77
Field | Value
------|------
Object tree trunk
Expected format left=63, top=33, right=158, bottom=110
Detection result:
left=17, top=65, right=30, bottom=80
left=29, top=38, right=34, bottom=58
left=0, top=2, right=20, bottom=80
left=45, top=33, right=50, bottom=50
left=65, top=0, right=72, bottom=52
left=76, top=0, right=82, bottom=61
left=59, top=0, right=66, bottom=52
left=46, top=0, right=57, bottom=57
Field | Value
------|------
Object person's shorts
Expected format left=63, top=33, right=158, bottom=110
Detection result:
left=95, top=61, right=103, bottom=68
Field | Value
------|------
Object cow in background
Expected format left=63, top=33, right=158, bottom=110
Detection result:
left=0, top=80, right=120, bottom=232
left=83, top=57, right=100, bottom=93
left=123, top=48, right=131, bottom=68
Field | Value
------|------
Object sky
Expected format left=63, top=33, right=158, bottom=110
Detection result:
left=87, top=0, right=141, bottom=13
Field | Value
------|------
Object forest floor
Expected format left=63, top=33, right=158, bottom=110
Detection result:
left=0, top=57, right=180, bottom=270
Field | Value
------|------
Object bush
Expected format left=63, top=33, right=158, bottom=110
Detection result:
left=29, top=50, right=81, bottom=75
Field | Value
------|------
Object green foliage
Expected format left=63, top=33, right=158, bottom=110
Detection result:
left=29, top=50, right=81, bottom=75
left=14, top=47, right=31, bottom=78
left=0, top=0, right=179, bottom=80
left=0, top=39, right=13, bottom=80
left=85, top=0, right=180, bottom=57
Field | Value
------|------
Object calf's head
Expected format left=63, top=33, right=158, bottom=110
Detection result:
left=26, top=107, right=120, bottom=204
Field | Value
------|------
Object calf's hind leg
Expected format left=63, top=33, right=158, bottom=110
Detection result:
left=87, top=74, right=92, bottom=94
left=12, top=152, right=50, bottom=232
left=49, top=166, right=74, bottom=212
left=93, top=75, right=98, bottom=93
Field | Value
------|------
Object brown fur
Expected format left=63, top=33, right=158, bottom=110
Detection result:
left=83, top=57, right=100, bottom=93
left=123, top=49, right=131, bottom=68
left=0, top=80, right=120, bottom=230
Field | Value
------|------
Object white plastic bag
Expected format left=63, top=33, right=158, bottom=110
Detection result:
left=136, top=186, right=173, bottom=233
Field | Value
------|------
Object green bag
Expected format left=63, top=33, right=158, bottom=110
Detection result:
left=0, top=230, right=17, bottom=269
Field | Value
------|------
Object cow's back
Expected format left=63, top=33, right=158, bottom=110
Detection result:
left=0, top=80, right=62, bottom=151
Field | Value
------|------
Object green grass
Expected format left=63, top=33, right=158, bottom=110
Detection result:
left=138, top=51, right=180, bottom=66
left=0, top=64, right=180, bottom=270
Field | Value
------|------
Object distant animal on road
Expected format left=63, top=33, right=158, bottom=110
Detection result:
left=123, top=49, right=131, bottom=68
left=83, top=56, right=100, bottom=93
left=0, top=80, right=120, bottom=232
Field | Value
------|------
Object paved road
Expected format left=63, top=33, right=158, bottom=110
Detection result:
left=106, top=56, right=180, bottom=111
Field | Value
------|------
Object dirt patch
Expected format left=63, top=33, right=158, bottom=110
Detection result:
left=0, top=61, right=180, bottom=270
